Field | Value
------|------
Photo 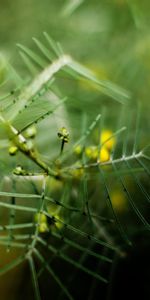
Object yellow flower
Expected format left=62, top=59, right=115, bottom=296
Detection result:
left=100, top=130, right=116, bottom=150
left=111, top=190, right=127, bottom=212
left=99, top=147, right=110, bottom=163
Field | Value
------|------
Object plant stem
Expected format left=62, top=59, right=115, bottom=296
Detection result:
left=1, top=115, right=58, bottom=177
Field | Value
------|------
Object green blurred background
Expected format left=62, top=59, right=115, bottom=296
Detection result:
left=0, top=1, right=150, bottom=299
left=0, top=0, right=150, bottom=129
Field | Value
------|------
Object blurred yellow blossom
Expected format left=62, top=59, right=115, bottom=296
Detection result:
left=99, top=147, right=110, bottom=163
left=111, top=190, right=127, bottom=212
left=100, top=130, right=116, bottom=150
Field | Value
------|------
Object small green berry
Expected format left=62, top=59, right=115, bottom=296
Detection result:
left=74, top=145, right=83, bottom=156
left=24, top=126, right=37, bottom=139
left=85, top=146, right=98, bottom=160
left=8, top=145, right=18, bottom=156
left=13, top=165, right=24, bottom=175
left=34, top=212, right=47, bottom=223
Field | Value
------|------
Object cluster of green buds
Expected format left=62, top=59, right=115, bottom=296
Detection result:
left=13, top=165, right=25, bottom=175
left=57, top=127, right=69, bottom=154
left=34, top=209, right=63, bottom=233
left=74, top=129, right=116, bottom=163
left=34, top=212, right=48, bottom=233
left=8, top=125, right=37, bottom=156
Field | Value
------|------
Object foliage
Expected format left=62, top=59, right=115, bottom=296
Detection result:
left=0, top=1, right=150, bottom=299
